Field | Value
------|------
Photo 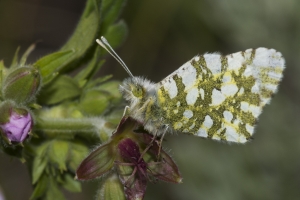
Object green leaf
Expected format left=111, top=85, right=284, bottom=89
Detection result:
left=61, top=173, right=82, bottom=193
left=103, top=20, right=128, bottom=49
left=79, top=89, right=110, bottom=116
left=49, top=140, right=69, bottom=172
left=30, top=174, right=48, bottom=200
left=37, top=75, right=81, bottom=105
left=77, top=0, right=101, bottom=26
left=33, top=0, right=102, bottom=79
left=32, top=157, right=48, bottom=185
left=32, top=142, right=51, bottom=184
left=42, top=72, right=59, bottom=86
left=74, top=48, right=104, bottom=84
left=68, top=141, right=90, bottom=172
left=34, top=50, right=74, bottom=80
left=58, top=0, right=102, bottom=73
left=0, top=60, right=7, bottom=92
left=100, top=0, right=126, bottom=35
left=20, top=43, right=36, bottom=66
left=60, top=12, right=99, bottom=52
left=45, top=177, right=66, bottom=200
left=93, top=0, right=102, bottom=17
left=86, top=74, right=113, bottom=89
left=97, top=80, right=122, bottom=102
left=0, top=60, right=6, bottom=72
left=10, top=46, right=20, bottom=68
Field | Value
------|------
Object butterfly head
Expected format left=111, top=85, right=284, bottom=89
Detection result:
left=120, top=77, right=156, bottom=105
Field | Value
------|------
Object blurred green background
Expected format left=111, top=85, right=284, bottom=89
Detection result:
left=0, top=0, right=299, bottom=199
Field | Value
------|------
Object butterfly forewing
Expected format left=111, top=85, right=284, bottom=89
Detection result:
left=155, top=48, right=285, bottom=143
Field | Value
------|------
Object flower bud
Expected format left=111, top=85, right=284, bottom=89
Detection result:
left=0, top=101, right=33, bottom=144
left=2, top=66, right=41, bottom=104
left=98, top=174, right=126, bottom=200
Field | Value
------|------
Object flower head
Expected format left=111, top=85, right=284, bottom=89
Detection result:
left=0, top=101, right=32, bottom=144
left=76, top=116, right=182, bottom=199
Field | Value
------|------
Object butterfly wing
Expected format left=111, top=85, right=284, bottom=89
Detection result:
left=155, top=48, right=285, bottom=143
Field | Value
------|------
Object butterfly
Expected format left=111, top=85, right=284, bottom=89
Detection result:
left=97, top=37, right=285, bottom=143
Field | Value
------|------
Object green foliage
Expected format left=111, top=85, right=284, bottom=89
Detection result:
left=34, top=50, right=73, bottom=85
left=30, top=140, right=89, bottom=200
left=37, top=75, right=81, bottom=105
left=0, top=0, right=128, bottom=199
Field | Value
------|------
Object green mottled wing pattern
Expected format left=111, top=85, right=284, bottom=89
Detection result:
left=156, top=48, right=285, bottom=143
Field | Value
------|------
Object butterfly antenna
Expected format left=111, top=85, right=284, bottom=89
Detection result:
left=96, top=36, right=134, bottom=78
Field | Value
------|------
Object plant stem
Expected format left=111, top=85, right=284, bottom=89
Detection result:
left=34, top=117, right=100, bottom=141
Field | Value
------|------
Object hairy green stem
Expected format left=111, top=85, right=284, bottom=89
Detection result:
left=34, top=117, right=101, bottom=140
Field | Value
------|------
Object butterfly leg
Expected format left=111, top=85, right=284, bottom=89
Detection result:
left=157, top=124, right=169, bottom=160
left=137, top=98, right=151, bottom=114
left=123, top=167, right=138, bottom=187
left=122, top=106, right=130, bottom=117
left=138, top=129, right=158, bottom=162
left=115, top=160, right=137, bottom=187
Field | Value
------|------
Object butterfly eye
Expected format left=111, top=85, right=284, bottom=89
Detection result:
left=132, top=85, right=144, bottom=98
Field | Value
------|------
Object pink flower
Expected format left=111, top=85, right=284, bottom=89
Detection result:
left=0, top=102, right=32, bottom=144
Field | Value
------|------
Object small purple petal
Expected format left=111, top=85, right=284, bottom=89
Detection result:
left=0, top=110, right=32, bottom=143
left=117, top=138, right=148, bottom=200
left=118, top=138, right=142, bottom=163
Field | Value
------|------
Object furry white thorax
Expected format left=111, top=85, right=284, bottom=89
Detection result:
left=119, top=76, right=163, bottom=133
